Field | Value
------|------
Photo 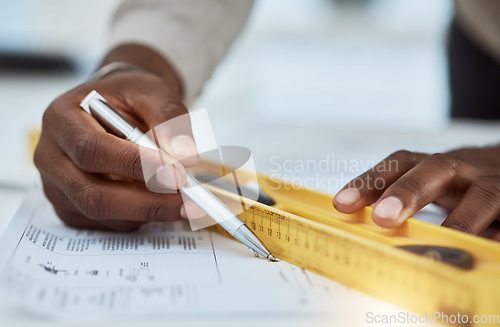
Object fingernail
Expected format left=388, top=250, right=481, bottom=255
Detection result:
left=374, top=197, right=403, bottom=220
left=180, top=201, right=206, bottom=219
left=170, top=135, right=197, bottom=158
left=156, top=165, right=184, bottom=189
left=335, top=188, right=361, bottom=205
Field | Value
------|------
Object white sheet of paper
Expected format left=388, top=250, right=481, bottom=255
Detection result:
left=0, top=191, right=401, bottom=325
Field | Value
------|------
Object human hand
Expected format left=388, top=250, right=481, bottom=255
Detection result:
left=333, top=147, right=500, bottom=239
left=34, top=45, right=203, bottom=231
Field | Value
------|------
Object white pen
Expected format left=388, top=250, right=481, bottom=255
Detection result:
left=80, top=90, right=276, bottom=261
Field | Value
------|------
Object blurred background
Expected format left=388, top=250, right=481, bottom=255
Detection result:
left=2, top=1, right=500, bottom=322
left=0, top=0, right=454, bottom=188
left=2, top=0, right=500, bottom=208
left=200, top=0, right=451, bottom=130
left=2, top=2, right=500, bottom=323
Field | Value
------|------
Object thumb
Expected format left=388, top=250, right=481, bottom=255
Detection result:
left=129, top=93, right=199, bottom=168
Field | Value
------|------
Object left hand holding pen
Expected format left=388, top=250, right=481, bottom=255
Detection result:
left=333, top=146, right=500, bottom=240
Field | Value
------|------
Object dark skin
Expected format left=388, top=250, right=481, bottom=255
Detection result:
left=36, top=44, right=500, bottom=238
left=34, top=44, right=202, bottom=232
left=333, top=147, right=500, bottom=240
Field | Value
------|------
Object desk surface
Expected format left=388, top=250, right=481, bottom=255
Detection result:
left=2, top=71, right=500, bottom=326
left=2, top=119, right=500, bottom=326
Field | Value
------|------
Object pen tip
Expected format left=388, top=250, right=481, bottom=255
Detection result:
left=268, top=254, right=278, bottom=262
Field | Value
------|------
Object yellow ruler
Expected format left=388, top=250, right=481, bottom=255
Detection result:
left=194, top=161, right=500, bottom=326
left=28, top=129, right=499, bottom=325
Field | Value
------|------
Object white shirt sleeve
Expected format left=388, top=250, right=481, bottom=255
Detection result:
left=455, top=0, right=500, bottom=64
left=109, top=0, right=254, bottom=103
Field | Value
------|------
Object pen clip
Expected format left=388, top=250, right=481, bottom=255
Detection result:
left=79, top=90, right=135, bottom=139
left=80, top=90, right=105, bottom=114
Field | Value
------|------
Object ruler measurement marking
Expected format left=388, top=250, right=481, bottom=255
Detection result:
left=264, top=210, right=475, bottom=315
left=209, top=184, right=495, bottom=322
left=287, top=217, right=292, bottom=241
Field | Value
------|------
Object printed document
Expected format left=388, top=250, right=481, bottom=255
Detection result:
left=0, top=191, right=398, bottom=322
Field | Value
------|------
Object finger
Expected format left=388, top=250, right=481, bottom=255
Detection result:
left=123, top=92, right=199, bottom=167
left=98, top=220, right=145, bottom=232
left=433, top=196, right=461, bottom=211
left=371, top=153, right=480, bottom=228
left=65, top=172, right=185, bottom=223
left=44, top=100, right=186, bottom=189
left=36, top=141, right=186, bottom=223
left=370, top=153, right=466, bottom=228
left=41, top=175, right=144, bottom=231
left=490, top=230, right=500, bottom=242
left=41, top=175, right=107, bottom=229
left=442, top=176, right=500, bottom=235
left=333, top=151, right=428, bottom=213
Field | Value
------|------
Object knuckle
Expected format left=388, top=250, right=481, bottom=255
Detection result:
left=72, top=133, right=99, bottom=171
left=137, top=195, right=183, bottom=222
left=392, top=177, right=423, bottom=195
left=165, top=199, right=183, bottom=220
left=137, top=200, right=165, bottom=222
left=445, top=218, right=475, bottom=234
left=73, top=184, right=103, bottom=219
left=472, top=177, right=500, bottom=202
left=426, top=153, right=459, bottom=177
left=124, top=147, right=144, bottom=179
left=158, top=101, right=187, bottom=120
